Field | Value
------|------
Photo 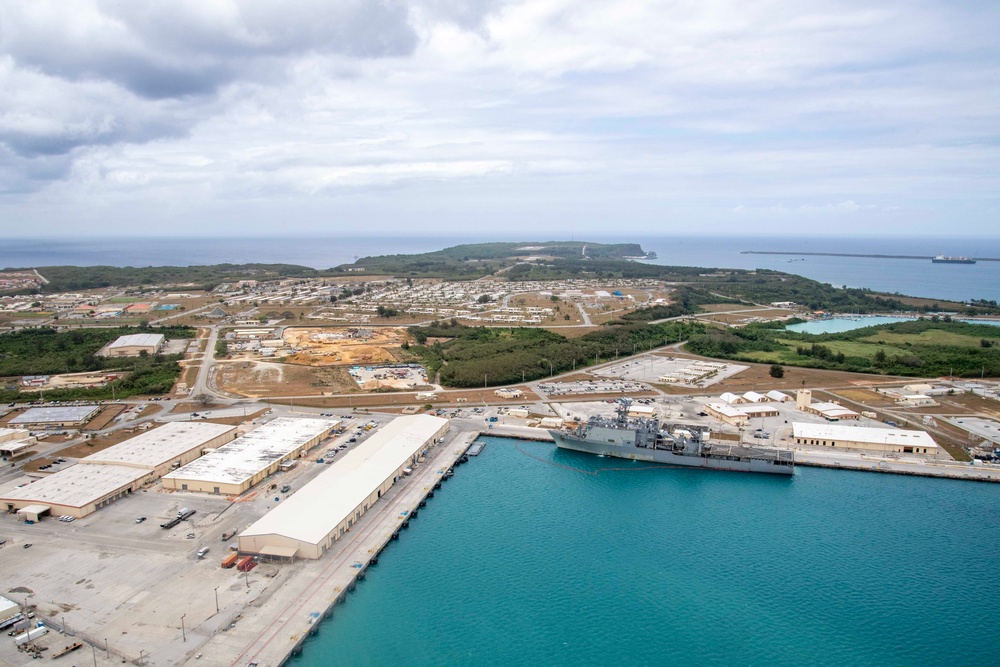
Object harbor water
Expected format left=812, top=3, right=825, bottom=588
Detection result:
left=786, top=316, right=1000, bottom=334
left=288, top=436, right=1000, bottom=666
left=3, top=234, right=999, bottom=302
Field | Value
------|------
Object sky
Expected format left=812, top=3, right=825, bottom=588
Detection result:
left=1, top=0, right=998, bottom=238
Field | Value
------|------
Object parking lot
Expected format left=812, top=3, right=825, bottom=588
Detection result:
left=945, top=417, right=1000, bottom=446
left=0, top=417, right=370, bottom=665
left=592, top=355, right=749, bottom=388
left=348, top=364, right=430, bottom=390
left=538, top=379, right=653, bottom=396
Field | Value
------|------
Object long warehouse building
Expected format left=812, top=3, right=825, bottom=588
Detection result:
left=238, top=414, right=449, bottom=560
left=0, top=421, right=239, bottom=518
left=162, top=417, right=339, bottom=495
left=792, top=423, right=939, bottom=456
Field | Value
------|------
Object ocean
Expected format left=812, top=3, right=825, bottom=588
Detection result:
left=288, top=437, right=1000, bottom=666
left=2, top=235, right=999, bottom=302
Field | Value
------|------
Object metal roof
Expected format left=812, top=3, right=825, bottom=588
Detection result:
left=240, top=415, right=448, bottom=547
left=9, top=406, right=100, bottom=425
left=108, top=333, right=165, bottom=349
left=162, top=417, right=338, bottom=486
left=82, top=421, right=236, bottom=469
left=792, top=422, right=938, bottom=448
left=0, top=464, right=149, bottom=508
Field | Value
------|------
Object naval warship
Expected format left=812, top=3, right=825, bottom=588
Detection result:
left=549, top=398, right=794, bottom=475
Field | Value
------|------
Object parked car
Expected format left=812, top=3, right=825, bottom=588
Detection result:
left=135, top=516, right=146, bottom=524
left=196, top=547, right=210, bottom=558
left=280, top=485, right=291, bottom=493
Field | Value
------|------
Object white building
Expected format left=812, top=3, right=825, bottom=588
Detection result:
left=792, top=423, right=939, bottom=456
left=162, top=418, right=338, bottom=495
left=103, top=333, right=165, bottom=357
left=238, top=415, right=449, bottom=560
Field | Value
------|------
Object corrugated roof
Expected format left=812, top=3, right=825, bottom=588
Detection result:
left=162, top=417, right=338, bottom=486
left=240, top=415, right=448, bottom=546
left=0, top=464, right=149, bottom=508
left=792, top=422, right=938, bottom=448
left=82, top=421, right=236, bottom=469
left=108, top=333, right=165, bottom=349
left=9, top=406, right=100, bottom=424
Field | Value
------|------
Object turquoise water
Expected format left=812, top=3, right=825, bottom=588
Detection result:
left=289, top=437, right=1000, bottom=666
left=787, top=316, right=1000, bottom=334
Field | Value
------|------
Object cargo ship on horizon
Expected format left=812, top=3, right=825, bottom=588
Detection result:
left=549, top=398, right=794, bottom=475
left=932, top=255, right=976, bottom=264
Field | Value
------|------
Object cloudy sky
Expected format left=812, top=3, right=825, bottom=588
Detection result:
left=1, top=0, right=998, bottom=238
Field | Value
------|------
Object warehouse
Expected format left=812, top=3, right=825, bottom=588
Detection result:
left=81, top=421, right=237, bottom=477
left=162, top=417, right=338, bottom=495
left=8, top=405, right=101, bottom=428
left=0, top=428, right=36, bottom=459
left=1, top=464, right=153, bottom=518
left=704, top=402, right=778, bottom=426
left=102, top=333, right=165, bottom=357
left=792, top=423, right=939, bottom=456
left=238, top=414, right=449, bottom=560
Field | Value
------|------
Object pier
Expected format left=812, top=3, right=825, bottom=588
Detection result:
left=741, top=251, right=1000, bottom=262
left=188, top=430, right=478, bottom=667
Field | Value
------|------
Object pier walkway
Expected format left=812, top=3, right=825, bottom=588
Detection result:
left=185, top=430, right=477, bottom=667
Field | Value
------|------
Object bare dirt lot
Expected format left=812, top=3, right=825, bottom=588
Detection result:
left=83, top=404, right=127, bottom=430
left=282, top=326, right=411, bottom=366
left=216, top=360, right=362, bottom=398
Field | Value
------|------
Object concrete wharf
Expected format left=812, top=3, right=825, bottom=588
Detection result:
left=486, top=426, right=1000, bottom=483
left=185, top=430, right=478, bottom=667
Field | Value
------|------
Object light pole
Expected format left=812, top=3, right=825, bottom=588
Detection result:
left=214, top=586, right=220, bottom=613
left=139, top=649, right=146, bottom=666
left=181, top=613, right=186, bottom=642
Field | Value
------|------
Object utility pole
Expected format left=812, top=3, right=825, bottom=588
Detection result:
left=181, top=613, right=186, bottom=642
left=214, top=586, right=220, bottom=614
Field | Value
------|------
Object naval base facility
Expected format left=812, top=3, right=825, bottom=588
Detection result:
left=238, top=414, right=449, bottom=560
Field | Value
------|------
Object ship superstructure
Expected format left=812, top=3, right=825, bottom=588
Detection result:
left=549, top=398, right=794, bottom=475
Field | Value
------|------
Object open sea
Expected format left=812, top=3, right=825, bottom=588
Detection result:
left=2, top=234, right=999, bottom=302
left=289, top=437, right=1000, bottom=667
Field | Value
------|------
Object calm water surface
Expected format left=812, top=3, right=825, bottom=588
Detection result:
left=288, top=437, right=1000, bottom=667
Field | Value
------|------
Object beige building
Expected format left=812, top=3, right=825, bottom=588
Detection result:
left=792, top=423, right=938, bottom=456
left=0, top=428, right=35, bottom=459
left=102, top=333, right=165, bottom=357
left=0, top=421, right=239, bottom=518
left=81, top=421, right=237, bottom=478
left=162, top=417, right=338, bottom=495
left=9, top=405, right=101, bottom=428
left=238, top=415, right=449, bottom=560
left=1, top=464, right=154, bottom=519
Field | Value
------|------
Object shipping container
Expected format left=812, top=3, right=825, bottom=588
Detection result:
left=236, top=556, right=257, bottom=572
left=221, top=553, right=238, bottom=569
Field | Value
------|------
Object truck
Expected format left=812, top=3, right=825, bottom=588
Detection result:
left=15, top=625, right=48, bottom=645
left=221, top=530, right=236, bottom=541
left=221, top=553, right=238, bottom=569
left=160, top=517, right=182, bottom=529
left=178, top=509, right=196, bottom=521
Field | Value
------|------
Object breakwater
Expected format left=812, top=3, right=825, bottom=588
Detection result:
left=742, top=251, right=1000, bottom=262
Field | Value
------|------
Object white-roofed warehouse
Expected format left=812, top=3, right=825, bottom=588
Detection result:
left=0, top=421, right=239, bottom=518
left=238, top=414, right=449, bottom=560
left=82, top=421, right=237, bottom=477
left=162, top=417, right=338, bottom=495
left=101, top=333, right=165, bottom=357
left=792, top=423, right=938, bottom=456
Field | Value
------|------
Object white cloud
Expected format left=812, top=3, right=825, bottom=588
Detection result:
left=0, top=0, right=998, bottom=236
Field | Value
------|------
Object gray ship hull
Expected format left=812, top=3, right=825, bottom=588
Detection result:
left=550, top=431, right=794, bottom=475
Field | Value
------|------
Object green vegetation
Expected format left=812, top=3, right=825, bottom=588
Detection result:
left=330, top=241, right=652, bottom=281
left=686, top=319, right=1000, bottom=377
left=0, top=325, right=195, bottom=402
left=408, top=319, right=702, bottom=388
left=17, top=264, right=321, bottom=293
